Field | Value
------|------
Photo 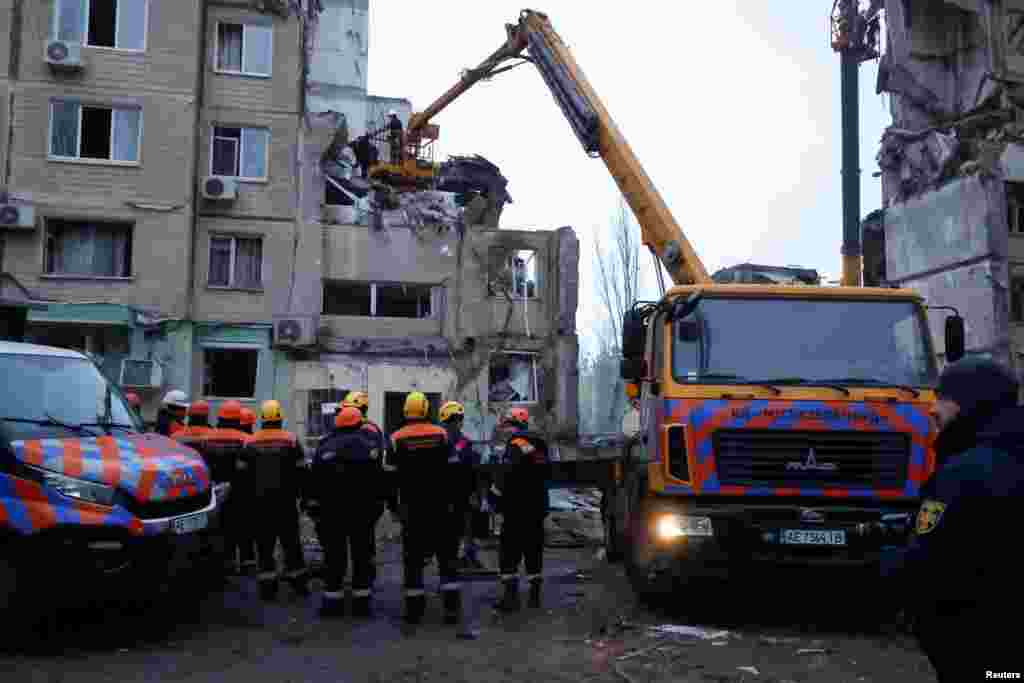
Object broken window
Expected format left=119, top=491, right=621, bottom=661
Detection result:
left=54, top=0, right=147, bottom=50
left=211, top=126, right=268, bottom=179
left=216, top=22, right=273, bottom=76
left=489, top=353, right=538, bottom=404
left=203, top=348, right=258, bottom=398
left=322, top=281, right=436, bottom=318
left=45, top=219, right=133, bottom=277
left=1011, top=268, right=1024, bottom=323
left=208, top=235, right=263, bottom=289
left=487, top=247, right=538, bottom=299
left=50, top=101, right=141, bottom=162
left=384, top=391, right=440, bottom=439
left=306, top=388, right=350, bottom=438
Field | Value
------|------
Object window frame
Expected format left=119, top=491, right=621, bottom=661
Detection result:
left=488, top=351, right=540, bottom=406
left=207, top=233, right=265, bottom=291
left=200, top=344, right=262, bottom=400
left=487, top=247, right=541, bottom=300
left=208, top=125, right=269, bottom=182
left=47, top=99, right=143, bottom=166
left=52, top=0, right=149, bottom=52
left=41, top=217, right=135, bottom=280
left=214, top=21, right=274, bottom=79
left=322, top=280, right=438, bottom=319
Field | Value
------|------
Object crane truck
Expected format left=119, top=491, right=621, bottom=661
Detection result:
left=384, top=9, right=967, bottom=598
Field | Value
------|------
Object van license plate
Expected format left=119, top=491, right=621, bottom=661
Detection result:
left=172, top=512, right=208, bottom=535
left=780, top=529, right=846, bottom=546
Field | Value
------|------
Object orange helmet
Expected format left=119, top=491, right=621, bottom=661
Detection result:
left=217, top=400, right=243, bottom=422
left=335, top=406, right=362, bottom=429
left=188, top=400, right=210, bottom=417
left=124, top=392, right=141, bottom=407
left=240, top=407, right=256, bottom=426
left=505, top=407, right=529, bottom=427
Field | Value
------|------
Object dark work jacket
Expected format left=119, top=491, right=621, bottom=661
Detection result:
left=243, top=427, right=305, bottom=501
left=391, top=420, right=455, bottom=510
left=495, top=431, right=550, bottom=520
left=445, top=426, right=480, bottom=515
left=173, top=425, right=214, bottom=478
left=156, top=409, right=184, bottom=437
left=204, top=428, right=249, bottom=487
left=311, top=427, right=383, bottom=513
left=881, top=405, right=1024, bottom=617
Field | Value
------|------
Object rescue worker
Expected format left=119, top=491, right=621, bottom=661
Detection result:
left=310, top=405, right=384, bottom=617
left=239, top=407, right=257, bottom=435
left=881, top=357, right=1024, bottom=682
left=205, top=400, right=252, bottom=575
left=156, top=389, right=188, bottom=437
left=493, top=407, right=551, bottom=611
left=439, top=401, right=485, bottom=570
left=342, top=391, right=391, bottom=580
left=244, top=400, right=310, bottom=600
left=124, top=392, right=142, bottom=423
left=386, top=110, right=403, bottom=165
left=173, top=400, right=214, bottom=453
left=390, top=391, right=462, bottom=625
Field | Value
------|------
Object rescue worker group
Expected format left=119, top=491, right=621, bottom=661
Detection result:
left=146, top=389, right=551, bottom=626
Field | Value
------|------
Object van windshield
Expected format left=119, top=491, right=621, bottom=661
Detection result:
left=0, top=354, right=141, bottom=440
left=671, top=297, right=938, bottom=388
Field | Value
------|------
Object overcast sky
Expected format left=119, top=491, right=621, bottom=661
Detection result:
left=366, top=1, right=890, bottom=352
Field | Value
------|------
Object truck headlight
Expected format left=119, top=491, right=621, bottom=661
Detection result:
left=29, top=466, right=115, bottom=506
left=655, top=513, right=713, bottom=540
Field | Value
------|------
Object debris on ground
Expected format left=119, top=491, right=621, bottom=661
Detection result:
left=649, top=624, right=732, bottom=640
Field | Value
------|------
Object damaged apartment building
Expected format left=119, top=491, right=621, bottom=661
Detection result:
left=867, top=0, right=1024, bottom=372
left=0, top=0, right=581, bottom=443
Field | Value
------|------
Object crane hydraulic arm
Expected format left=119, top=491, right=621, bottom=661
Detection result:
left=406, top=9, right=710, bottom=286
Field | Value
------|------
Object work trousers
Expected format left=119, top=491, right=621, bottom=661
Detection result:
left=914, top=607, right=1017, bottom=683
left=316, top=507, right=378, bottom=598
left=254, top=494, right=306, bottom=581
left=499, top=514, right=545, bottom=581
left=402, top=505, right=462, bottom=596
left=221, top=491, right=256, bottom=567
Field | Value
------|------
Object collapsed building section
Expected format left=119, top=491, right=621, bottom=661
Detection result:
left=870, top=0, right=1024, bottom=368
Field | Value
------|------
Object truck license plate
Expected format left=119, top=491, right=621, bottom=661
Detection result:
left=781, top=529, right=846, bottom=546
left=172, top=512, right=208, bottom=535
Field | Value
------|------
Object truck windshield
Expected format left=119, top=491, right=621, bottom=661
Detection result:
left=671, top=298, right=938, bottom=388
left=0, top=354, right=141, bottom=440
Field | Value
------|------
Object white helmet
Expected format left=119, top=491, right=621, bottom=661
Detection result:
left=162, top=389, right=188, bottom=408
left=387, top=109, right=398, bottom=117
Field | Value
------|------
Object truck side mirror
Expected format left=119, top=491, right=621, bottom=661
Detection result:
left=620, top=357, right=644, bottom=380
left=945, top=314, right=965, bottom=363
left=621, top=309, right=646, bottom=359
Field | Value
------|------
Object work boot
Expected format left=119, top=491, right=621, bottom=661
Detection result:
left=352, top=590, right=372, bottom=618
left=319, top=591, right=346, bottom=618
left=286, top=571, right=311, bottom=598
left=496, top=578, right=520, bottom=612
left=442, top=589, right=462, bottom=625
left=404, top=592, right=426, bottom=624
left=528, top=578, right=542, bottom=608
left=258, top=574, right=279, bottom=601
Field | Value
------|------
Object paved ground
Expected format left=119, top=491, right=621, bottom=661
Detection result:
left=0, top=534, right=937, bottom=683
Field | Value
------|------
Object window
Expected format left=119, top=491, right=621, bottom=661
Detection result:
left=306, top=388, right=351, bottom=438
left=208, top=235, right=263, bottom=289
left=487, top=247, right=538, bottom=298
left=211, top=126, right=268, bottom=180
left=203, top=348, right=258, bottom=398
left=322, top=281, right=436, bottom=318
left=45, top=219, right=132, bottom=278
left=1011, top=269, right=1024, bottom=323
left=53, top=0, right=147, bottom=50
left=384, top=391, right=440, bottom=439
left=489, top=353, right=539, bottom=404
left=1008, top=183, right=1024, bottom=236
left=50, top=101, right=141, bottom=163
left=216, top=22, right=273, bottom=77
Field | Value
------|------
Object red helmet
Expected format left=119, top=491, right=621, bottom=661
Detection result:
left=505, top=407, right=529, bottom=427
left=240, top=407, right=256, bottom=426
left=335, top=406, right=362, bottom=429
left=188, top=400, right=210, bottom=417
left=217, top=400, right=243, bottom=422
left=124, top=392, right=141, bottom=407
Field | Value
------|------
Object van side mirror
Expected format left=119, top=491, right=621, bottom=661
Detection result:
left=945, top=314, right=965, bottom=363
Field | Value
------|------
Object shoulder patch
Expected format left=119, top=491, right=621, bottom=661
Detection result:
left=915, top=499, right=946, bottom=535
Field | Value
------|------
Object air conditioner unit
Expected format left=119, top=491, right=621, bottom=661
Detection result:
left=0, top=203, right=35, bottom=230
left=45, top=41, right=83, bottom=71
left=273, top=315, right=319, bottom=348
left=201, top=176, right=238, bottom=200
left=120, top=359, right=164, bottom=389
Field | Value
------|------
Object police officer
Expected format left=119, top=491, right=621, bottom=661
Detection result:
left=206, top=400, right=252, bottom=575
left=390, top=391, right=462, bottom=625
left=310, top=406, right=383, bottom=617
left=244, top=400, right=310, bottom=600
left=881, top=358, right=1024, bottom=681
left=494, top=407, right=550, bottom=611
left=439, top=401, right=484, bottom=570
left=156, top=389, right=188, bottom=437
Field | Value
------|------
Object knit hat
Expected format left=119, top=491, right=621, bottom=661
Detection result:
left=936, top=357, right=1018, bottom=420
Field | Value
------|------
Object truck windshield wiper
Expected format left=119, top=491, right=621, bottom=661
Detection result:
left=751, top=377, right=851, bottom=397
left=695, top=373, right=782, bottom=396
left=77, top=422, right=137, bottom=433
left=0, top=415, right=102, bottom=436
left=816, top=377, right=921, bottom=398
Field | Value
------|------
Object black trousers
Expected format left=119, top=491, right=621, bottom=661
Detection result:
left=402, top=505, right=462, bottom=595
left=499, top=514, right=545, bottom=580
left=222, top=490, right=255, bottom=565
left=254, top=495, right=306, bottom=581
left=915, top=609, right=1016, bottom=683
left=316, top=507, right=377, bottom=596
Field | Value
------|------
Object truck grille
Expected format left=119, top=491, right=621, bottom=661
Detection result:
left=713, top=429, right=910, bottom=489
left=119, top=489, right=214, bottom=520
